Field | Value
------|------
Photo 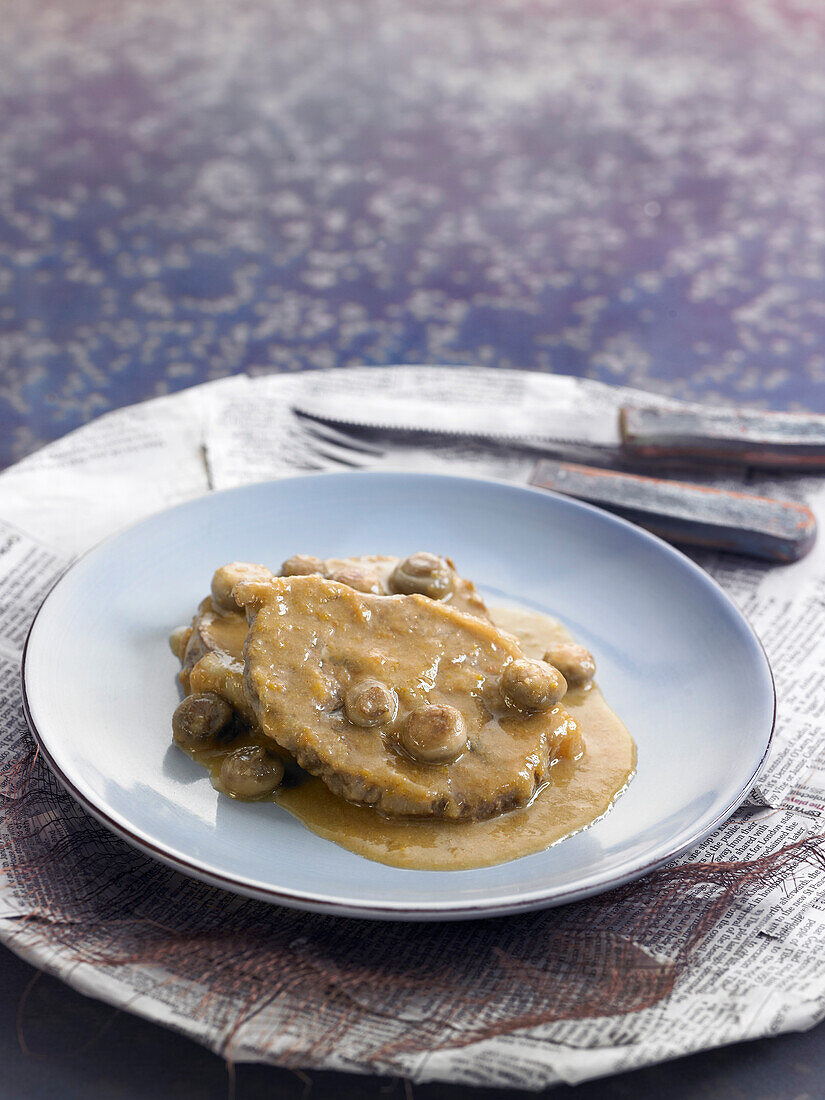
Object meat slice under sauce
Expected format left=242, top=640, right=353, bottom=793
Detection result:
left=233, top=574, right=583, bottom=821
left=170, top=553, right=493, bottom=792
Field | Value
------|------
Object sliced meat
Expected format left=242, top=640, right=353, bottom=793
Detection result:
left=235, top=574, right=581, bottom=820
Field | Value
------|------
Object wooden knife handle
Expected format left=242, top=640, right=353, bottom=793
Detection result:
left=620, top=404, right=825, bottom=469
left=530, top=459, right=817, bottom=563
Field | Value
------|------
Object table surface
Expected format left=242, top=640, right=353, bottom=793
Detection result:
left=2, top=0, right=825, bottom=1095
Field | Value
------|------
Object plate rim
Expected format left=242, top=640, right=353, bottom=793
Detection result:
left=20, top=469, right=777, bottom=920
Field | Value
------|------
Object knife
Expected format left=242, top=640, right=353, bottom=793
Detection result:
left=293, top=393, right=825, bottom=470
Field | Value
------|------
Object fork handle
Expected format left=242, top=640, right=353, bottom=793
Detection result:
left=530, top=459, right=817, bottom=563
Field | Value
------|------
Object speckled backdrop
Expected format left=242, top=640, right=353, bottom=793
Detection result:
left=1, top=0, right=824, bottom=467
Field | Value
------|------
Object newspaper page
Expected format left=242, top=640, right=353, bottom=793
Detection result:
left=0, top=367, right=823, bottom=1090
left=0, top=375, right=245, bottom=556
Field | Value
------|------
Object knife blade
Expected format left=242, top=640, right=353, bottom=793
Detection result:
left=294, top=394, right=619, bottom=447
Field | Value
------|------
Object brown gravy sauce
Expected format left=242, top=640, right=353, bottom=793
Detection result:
left=183, top=603, right=636, bottom=871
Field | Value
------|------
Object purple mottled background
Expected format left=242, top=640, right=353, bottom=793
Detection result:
left=1, top=0, right=825, bottom=467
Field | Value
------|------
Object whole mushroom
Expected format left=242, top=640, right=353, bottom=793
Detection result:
left=172, top=692, right=234, bottom=749
left=544, top=643, right=596, bottom=689
left=501, top=658, right=567, bottom=713
left=400, top=703, right=467, bottom=764
left=280, top=554, right=325, bottom=577
left=390, top=552, right=454, bottom=600
left=344, top=679, right=397, bottom=726
left=169, top=625, right=192, bottom=661
left=220, top=746, right=285, bottom=798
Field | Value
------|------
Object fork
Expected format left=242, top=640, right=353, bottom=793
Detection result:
left=298, top=418, right=386, bottom=470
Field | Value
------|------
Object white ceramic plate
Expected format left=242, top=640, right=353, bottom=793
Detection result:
left=23, top=472, right=774, bottom=921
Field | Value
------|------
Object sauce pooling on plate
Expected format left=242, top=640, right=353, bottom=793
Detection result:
left=169, top=554, right=635, bottom=870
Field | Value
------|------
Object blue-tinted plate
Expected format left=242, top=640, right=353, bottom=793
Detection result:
left=22, top=472, right=774, bottom=920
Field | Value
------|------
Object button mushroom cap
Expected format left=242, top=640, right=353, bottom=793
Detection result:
left=544, top=643, right=596, bottom=689
left=501, top=658, right=567, bottom=712
left=400, top=703, right=467, bottom=763
left=172, top=692, right=234, bottom=749
left=327, top=565, right=383, bottom=594
left=280, top=554, right=325, bottom=577
left=211, top=562, right=275, bottom=612
left=390, top=552, right=454, bottom=599
left=220, top=746, right=284, bottom=798
left=345, top=679, right=398, bottom=726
